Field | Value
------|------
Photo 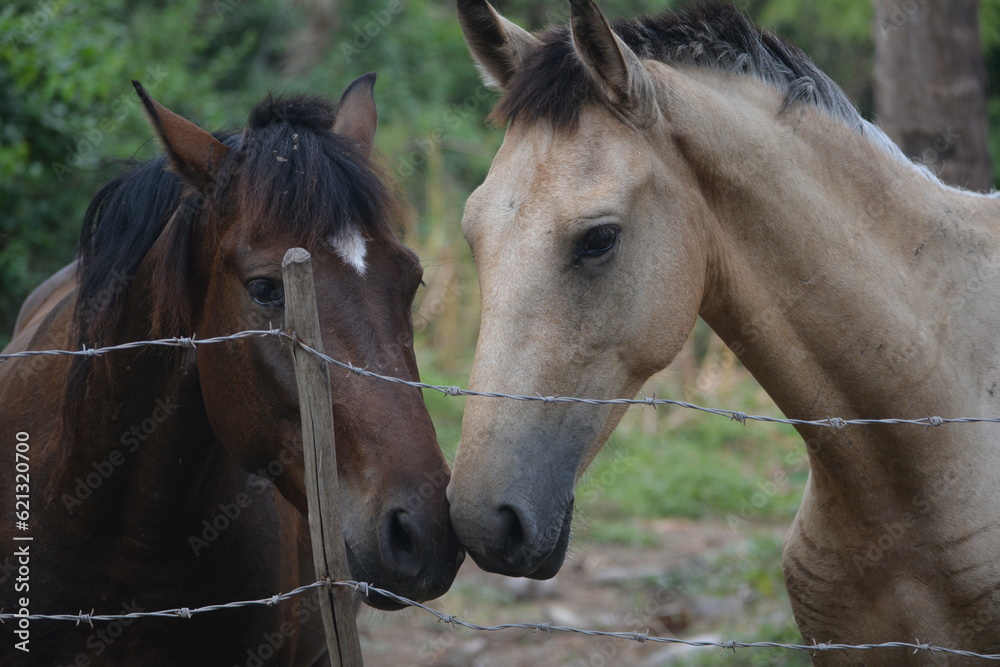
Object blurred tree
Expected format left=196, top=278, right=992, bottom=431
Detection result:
left=873, top=0, right=993, bottom=190
left=282, top=0, right=338, bottom=77
left=0, top=0, right=298, bottom=345
left=2, top=0, right=999, bottom=352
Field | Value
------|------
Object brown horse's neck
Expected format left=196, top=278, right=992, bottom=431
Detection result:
left=681, top=75, right=1000, bottom=500
left=56, top=273, right=237, bottom=555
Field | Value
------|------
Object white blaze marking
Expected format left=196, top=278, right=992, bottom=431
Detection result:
left=328, top=229, right=368, bottom=276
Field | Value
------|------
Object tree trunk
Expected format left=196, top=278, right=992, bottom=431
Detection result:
left=873, top=0, right=993, bottom=191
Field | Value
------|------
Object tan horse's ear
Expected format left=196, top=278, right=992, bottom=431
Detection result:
left=457, top=0, right=541, bottom=90
left=132, top=80, right=231, bottom=191
left=332, top=72, right=378, bottom=157
left=568, top=0, right=658, bottom=124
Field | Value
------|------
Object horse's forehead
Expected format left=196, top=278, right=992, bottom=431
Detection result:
left=500, top=117, right=642, bottom=186
left=471, top=120, right=645, bottom=232
left=219, top=223, right=369, bottom=277
left=326, top=228, right=368, bottom=277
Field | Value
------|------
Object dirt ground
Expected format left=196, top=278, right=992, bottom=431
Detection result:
left=358, top=519, right=796, bottom=667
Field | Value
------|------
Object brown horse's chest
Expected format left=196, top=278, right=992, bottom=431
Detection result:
left=5, top=471, right=311, bottom=666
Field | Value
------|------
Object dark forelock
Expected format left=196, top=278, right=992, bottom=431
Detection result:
left=491, top=3, right=866, bottom=133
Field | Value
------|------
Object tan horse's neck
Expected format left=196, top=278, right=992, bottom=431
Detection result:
left=680, top=70, right=1000, bottom=657
left=682, top=71, right=1000, bottom=440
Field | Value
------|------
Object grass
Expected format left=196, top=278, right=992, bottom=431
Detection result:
left=581, top=376, right=806, bottom=528
left=666, top=534, right=812, bottom=666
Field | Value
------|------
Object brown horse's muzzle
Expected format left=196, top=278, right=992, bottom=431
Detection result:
left=345, top=489, right=465, bottom=610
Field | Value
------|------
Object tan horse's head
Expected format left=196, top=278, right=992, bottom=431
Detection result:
left=450, top=0, right=714, bottom=577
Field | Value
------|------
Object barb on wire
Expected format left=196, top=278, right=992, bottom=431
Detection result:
left=4, top=579, right=999, bottom=661
left=0, top=581, right=328, bottom=623
left=4, top=328, right=1000, bottom=430
left=329, top=581, right=1000, bottom=661
left=288, top=338, right=1000, bottom=430
left=0, top=329, right=282, bottom=361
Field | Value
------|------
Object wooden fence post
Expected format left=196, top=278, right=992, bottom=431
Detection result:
left=282, top=247, right=364, bottom=666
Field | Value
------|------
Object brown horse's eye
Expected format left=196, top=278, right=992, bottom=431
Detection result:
left=247, top=278, right=284, bottom=307
left=579, top=225, right=619, bottom=258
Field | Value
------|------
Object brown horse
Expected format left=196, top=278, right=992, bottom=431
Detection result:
left=452, top=0, right=1000, bottom=663
left=0, top=74, right=462, bottom=665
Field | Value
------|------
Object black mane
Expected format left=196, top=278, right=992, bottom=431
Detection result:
left=73, top=92, right=399, bottom=347
left=237, top=94, right=398, bottom=250
left=492, top=3, right=866, bottom=133
left=66, top=92, right=401, bottom=429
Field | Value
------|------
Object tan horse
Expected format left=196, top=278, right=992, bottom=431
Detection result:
left=451, top=0, right=1000, bottom=663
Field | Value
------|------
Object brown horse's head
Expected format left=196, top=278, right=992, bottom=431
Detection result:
left=129, top=75, right=463, bottom=607
left=450, top=0, right=721, bottom=578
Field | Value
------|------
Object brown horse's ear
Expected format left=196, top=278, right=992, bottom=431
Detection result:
left=132, top=80, right=231, bottom=191
left=568, top=0, right=658, bottom=124
left=332, top=72, right=378, bottom=158
left=457, top=0, right=541, bottom=90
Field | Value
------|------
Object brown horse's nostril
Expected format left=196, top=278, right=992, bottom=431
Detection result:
left=380, top=509, right=423, bottom=580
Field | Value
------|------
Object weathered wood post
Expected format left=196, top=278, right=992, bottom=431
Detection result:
left=281, top=247, right=364, bottom=666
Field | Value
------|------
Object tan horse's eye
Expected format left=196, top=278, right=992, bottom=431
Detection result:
left=578, top=225, right=619, bottom=258
left=247, top=278, right=285, bottom=307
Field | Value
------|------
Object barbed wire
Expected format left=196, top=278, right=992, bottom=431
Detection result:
left=5, top=331, right=1000, bottom=659
left=349, top=581, right=1000, bottom=661
left=0, top=581, right=328, bottom=625
left=292, top=338, right=1000, bottom=429
left=5, top=328, right=997, bottom=430
left=3, top=579, right=998, bottom=661
left=0, top=329, right=278, bottom=360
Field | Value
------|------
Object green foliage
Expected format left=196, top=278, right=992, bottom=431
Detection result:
left=662, top=535, right=811, bottom=666
left=982, top=0, right=1000, bottom=49
left=4, top=0, right=999, bottom=347
left=582, top=402, right=804, bottom=524
left=4, top=5, right=994, bottom=657
left=0, top=0, right=296, bottom=345
left=301, top=0, right=506, bottom=233
left=983, top=0, right=1000, bottom=184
